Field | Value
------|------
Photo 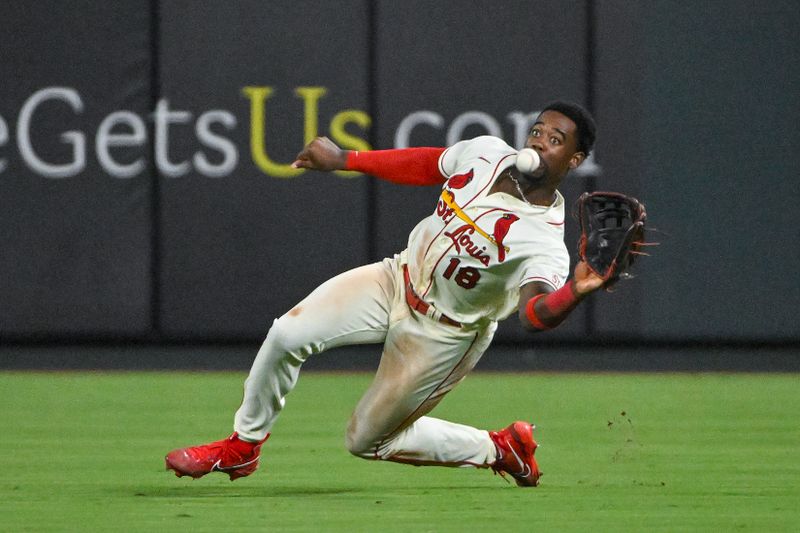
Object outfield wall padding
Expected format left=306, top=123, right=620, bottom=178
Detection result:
left=0, top=1, right=798, bottom=345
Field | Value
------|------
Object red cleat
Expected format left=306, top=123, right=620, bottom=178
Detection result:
left=165, top=432, right=269, bottom=481
left=489, top=421, right=541, bottom=487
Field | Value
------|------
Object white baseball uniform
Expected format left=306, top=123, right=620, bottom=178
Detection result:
left=234, top=135, right=569, bottom=468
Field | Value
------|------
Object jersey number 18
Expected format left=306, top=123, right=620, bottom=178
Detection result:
left=442, top=258, right=480, bottom=289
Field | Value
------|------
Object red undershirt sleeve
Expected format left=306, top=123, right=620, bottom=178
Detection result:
left=524, top=280, right=584, bottom=330
left=345, top=147, right=447, bottom=186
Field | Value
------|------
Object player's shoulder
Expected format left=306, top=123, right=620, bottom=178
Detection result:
left=441, top=136, right=515, bottom=176
left=459, top=135, right=515, bottom=156
left=505, top=200, right=568, bottom=249
left=510, top=214, right=567, bottom=243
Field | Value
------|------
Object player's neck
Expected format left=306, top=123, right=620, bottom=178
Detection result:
left=526, top=188, right=558, bottom=207
left=493, top=169, right=557, bottom=207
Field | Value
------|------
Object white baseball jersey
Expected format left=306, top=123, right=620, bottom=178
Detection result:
left=233, top=135, right=567, bottom=470
left=406, top=135, right=570, bottom=325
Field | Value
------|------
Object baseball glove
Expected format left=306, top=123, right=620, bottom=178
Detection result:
left=577, top=191, right=648, bottom=284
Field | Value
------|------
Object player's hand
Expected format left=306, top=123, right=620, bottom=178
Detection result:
left=572, top=260, right=605, bottom=295
left=291, top=136, right=348, bottom=171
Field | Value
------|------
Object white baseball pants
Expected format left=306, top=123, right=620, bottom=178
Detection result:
left=234, top=253, right=498, bottom=467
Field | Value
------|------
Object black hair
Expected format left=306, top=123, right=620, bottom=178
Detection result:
left=540, top=101, right=596, bottom=157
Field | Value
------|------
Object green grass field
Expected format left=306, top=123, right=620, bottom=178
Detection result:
left=1, top=371, right=798, bottom=532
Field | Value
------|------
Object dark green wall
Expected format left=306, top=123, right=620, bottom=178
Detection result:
left=0, top=1, right=797, bottom=345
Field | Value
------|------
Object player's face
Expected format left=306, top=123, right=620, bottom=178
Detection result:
left=525, top=110, right=586, bottom=181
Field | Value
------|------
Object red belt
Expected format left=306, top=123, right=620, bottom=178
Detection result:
left=403, top=265, right=462, bottom=328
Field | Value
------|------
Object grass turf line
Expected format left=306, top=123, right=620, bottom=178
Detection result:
left=0, top=371, right=798, bottom=532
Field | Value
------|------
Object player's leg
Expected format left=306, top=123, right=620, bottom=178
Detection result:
left=345, top=313, right=499, bottom=467
left=166, top=257, right=400, bottom=479
left=234, top=256, right=401, bottom=440
left=344, top=313, right=541, bottom=486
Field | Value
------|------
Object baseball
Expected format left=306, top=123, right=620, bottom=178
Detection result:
left=515, top=148, right=540, bottom=175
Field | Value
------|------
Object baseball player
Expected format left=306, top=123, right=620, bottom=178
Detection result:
left=166, top=101, right=603, bottom=487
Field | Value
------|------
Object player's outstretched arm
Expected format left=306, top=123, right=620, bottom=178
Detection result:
left=292, top=136, right=446, bottom=186
left=518, top=261, right=604, bottom=332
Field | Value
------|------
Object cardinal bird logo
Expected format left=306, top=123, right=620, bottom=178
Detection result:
left=448, top=169, right=474, bottom=190
left=492, top=213, right=519, bottom=262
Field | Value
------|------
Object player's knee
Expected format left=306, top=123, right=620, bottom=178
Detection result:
left=345, top=417, right=379, bottom=459
left=263, top=316, right=306, bottom=357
